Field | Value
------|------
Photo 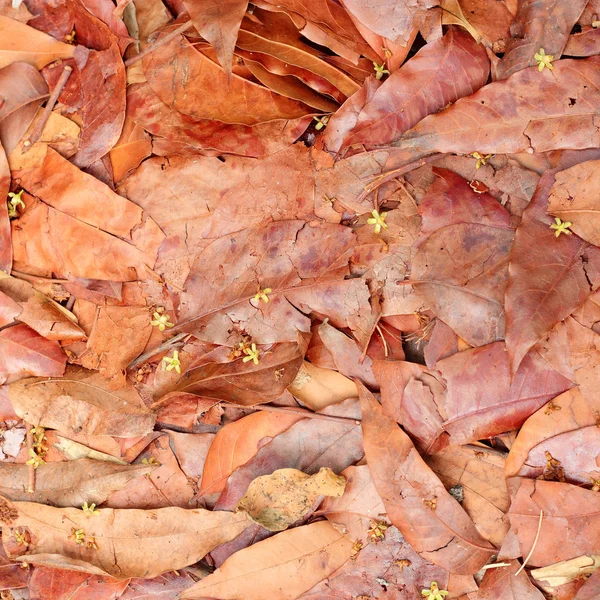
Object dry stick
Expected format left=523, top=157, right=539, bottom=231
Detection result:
left=23, top=65, right=72, bottom=152
left=124, top=20, right=193, bottom=68
left=25, top=423, right=35, bottom=494
left=515, top=509, right=544, bottom=576
left=254, top=403, right=361, bottom=425
left=356, top=154, right=442, bottom=204
left=128, top=332, right=189, bottom=370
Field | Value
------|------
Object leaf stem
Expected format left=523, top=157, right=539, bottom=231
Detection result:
left=124, top=20, right=193, bottom=68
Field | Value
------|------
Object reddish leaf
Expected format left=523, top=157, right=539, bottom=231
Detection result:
left=183, top=0, right=249, bottom=76
left=0, top=544, right=28, bottom=590
left=476, top=560, right=546, bottom=599
left=0, top=142, right=10, bottom=273
left=496, top=0, right=588, bottom=79
left=505, top=171, right=600, bottom=374
left=0, top=323, right=66, bottom=384
left=507, top=478, right=600, bottom=566
left=215, top=399, right=363, bottom=511
left=394, top=57, right=600, bottom=156
left=564, top=28, right=600, bottom=57
left=119, top=571, right=196, bottom=600
left=424, top=319, right=459, bottom=367
left=333, top=27, right=489, bottom=149
left=358, top=384, right=494, bottom=574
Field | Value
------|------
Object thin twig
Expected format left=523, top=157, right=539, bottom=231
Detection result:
left=124, top=20, right=193, bottom=67
left=356, top=154, right=441, bottom=204
left=25, top=423, right=35, bottom=494
left=515, top=509, right=544, bottom=576
left=127, top=332, right=189, bottom=370
left=23, top=65, right=72, bottom=151
left=376, top=324, right=389, bottom=358
left=254, top=403, right=361, bottom=425
left=480, top=562, right=511, bottom=570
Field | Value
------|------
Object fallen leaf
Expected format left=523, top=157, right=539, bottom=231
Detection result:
left=0, top=323, right=66, bottom=384
left=180, top=521, right=353, bottom=600
left=8, top=366, right=156, bottom=438
left=0, top=142, right=10, bottom=273
left=532, top=555, right=600, bottom=588
left=236, top=467, right=345, bottom=531
left=505, top=171, right=600, bottom=374
left=0, top=459, right=151, bottom=506
left=108, top=117, right=151, bottom=183
left=476, top=559, right=546, bottom=599
left=496, top=0, right=588, bottom=79
left=393, top=57, right=600, bottom=156
left=0, top=15, right=77, bottom=68
left=358, top=383, right=495, bottom=574
left=199, top=410, right=302, bottom=497
left=119, top=571, right=196, bottom=600
left=0, top=496, right=251, bottom=579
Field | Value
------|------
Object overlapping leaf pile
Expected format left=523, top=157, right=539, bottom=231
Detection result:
left=1, top=0, right=600, bottom=598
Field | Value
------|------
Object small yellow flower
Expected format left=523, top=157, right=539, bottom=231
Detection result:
left=87, top=536, right=99, bottom=550
left=534, top=47, right=554, bottom=71
left=162, top=350, right=181, bottom=374
left=69, top=528, right=86, bottom=545
left=313, top=116, right=329, bottom=131
left=367, top=209, right=388, bottom=234
left=471, top=152, right=492, bottom=169
left=373, top=62, right=390, bottom=79
left=350, top=539, right=363, bottom=559
left=591, top=477, right=600, bottom=492
left=242, top=343, right=260, bottom=365
left=367, top=520, right=388, bottom=542
left=82, top=502, right=100, bottom=516
left=253, top=288, right=272, bottom=303
left=151, top=312, right=174, bottom=331
left=142, top=456, right=161, bottom=466
left=550, top=217, right=572, bottom=237
left=422, top=582, right=449, bottom=600
left=26, top=448, right=45, bottom=469
left=7, top=190, right=25, bottom=218
left=13, top=529, right=29, bottom=547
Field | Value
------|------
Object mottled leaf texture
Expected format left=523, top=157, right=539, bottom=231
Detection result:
left=183, top=0, right=248, bottom=76
left=508, top=478, right=600, bottom=566
left=181, top=521, right=353, bottom=600
left=0, top=459, right=152, bottom=506
left=394, top=57, right=600, bottom=156
left=335, top=27, right=489, bottom=149
left=358, top=384, right=494, bottom=574
left=0, top=497, right=251, bottom=579
left=8, top=367, right=156, bottom=437
left=547, top=160, right=600, bottom=246
left=496, top=0, right=589, bottom=80
left=506, top=171, right=600, bottom=373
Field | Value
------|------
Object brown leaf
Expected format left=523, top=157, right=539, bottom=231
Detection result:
left=505, top=171, right=600, bottom=373
left=0, top=459, right=151, bottom=506
left=181, top=521, right=353, bottom=600
left=334, top=27, right=490, bottom=149
left=8, top=366, right=156, bottom=437
left=564, top=28, right=600, bottom=57
left=0, top=323, right=66, bottom=384
left=236, top=467, right=345, bottom=531
left=394, top=57, right=600, bottom=156
left=0, top=15, right=77, bottom=68
left=200, top=410, right=302, bottom=497
left=358, top=383, right=495, bottom=574
left=547, top=160, right=600, bottom=246
left=476, top=560, right=546, bottom=599
left=215, top=399, right=363, bottom=511
left=108, top=117, right=151, bottom=183
left=0, top=142, right=10, bottom=274
left=496, top=0, right=588, bottom=79
left=183, top=0, right=248, bottom=76
left=507, top=478, right=600, bottom=566
left=425, top=445, right=510, bottom=547
left=143, top=30, right=314, bottom=126
left=0, top=496, right=251, bottom=579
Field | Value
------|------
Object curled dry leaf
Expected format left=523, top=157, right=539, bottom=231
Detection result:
left=8, top=366, right=156, bottom=438
left=496, top=0, right=588, bottom=79
left=235, top=467, right=346, bottom=531
left=358, top=383, right=495, bottom=574
left=181, top=521, right=353, bottom=600
left=0, top=496, right=251, bottom=579
left=0, top=15, right=77, bottom=69
left=505, top=171, right=600, bottom=374
left=200, top=410, right=303, bottom=497
left=0, top=323, right=66, bottom=384
left=507, top=478, right=600, bottom=566
left=547, top=160, right=600, bottom=246
left=0, top=458, right=152, bottom=506
left=394, top=57, right=600, bottom=156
